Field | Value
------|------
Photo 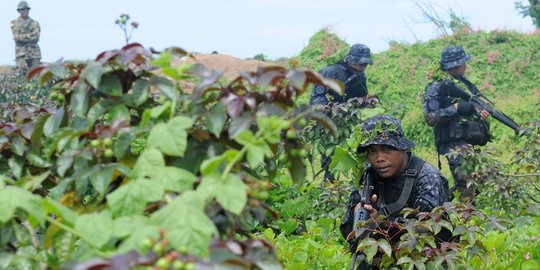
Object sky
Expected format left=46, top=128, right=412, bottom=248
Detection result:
left=0, top=0, right=536, bottom=66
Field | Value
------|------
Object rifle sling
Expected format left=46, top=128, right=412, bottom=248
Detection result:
left=380, top=156, right=424, bottom=217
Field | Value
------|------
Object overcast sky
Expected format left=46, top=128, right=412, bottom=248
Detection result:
left=0, top=0, right=536, bottom=65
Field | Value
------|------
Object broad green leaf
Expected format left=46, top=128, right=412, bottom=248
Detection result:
left=150, top=101, right=171, bottom=118
left=397, top=256, right=413, bottom=265
left=44, top=198, right=77, bottom=225
left=151, top=50, right=171, bottom=68
left=71, top=85, right=89, bottom=117
left=112, top=215, right=150, bottom=238
left=151, top=191, right=217, bottom=256
left=109, top=104, right=131, bottom=122
left=80, top=62, right=103, bottom=89
left=87, top=100, right=111, bottom=123
left=147, top=116, right=193, bottom=157
left=131, top=148, right=165, bottom=180
left=151, top=76, right=178, bottom=100
left=199, top=149, right=238, bottom=176
left=26, top=152, right=51, bottom=168
left=75, top=211, right=114, bottom=248
left=360, top=107, right=386, bottom=121
left=329, top=146, right=357, bottom=173
left=378, top=239, right=393, bottom=258
left=161, top=167, right=197, bottom=193
left=89, top=164, right=116, bottom=196
left=21, top=171, right=50, bottom=191
left=0, top=186, right=45, bottom=225
left=98, top=75, right=123, bottom=97
left=197, top=175, right=247, bottom=215
left=228, top=113, right=252, bottom=139
left=8, top=156, right=25, bottom=179
left=10, top=136, right=26, bottom=156
left=117, top=225, right=160, bottom=253
left=357, top=238, right=378, bottom=263
left=43, top=107, right=65, bottom=137
left=129, top=79, right=150, bottom=106
left=113, top=132, right=136, bottom=159
left=107, top=179, right=164, bottom=217
left=205, top=103, right=227, bottom=137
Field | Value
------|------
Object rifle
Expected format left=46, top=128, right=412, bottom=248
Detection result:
left=445, top=78, right=522, bottom=134
left=349, top=172, right=374, bottom=270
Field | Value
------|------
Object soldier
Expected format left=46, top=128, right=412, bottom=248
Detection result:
left=423, top=45, right=491, bottom=201
left=310, top=44, right=374, bottom=181
left=310, top=43, right=373, bottom=106
left=340, top=114, right=449, bottom=269
left=11, top=1, right=41, bottom=70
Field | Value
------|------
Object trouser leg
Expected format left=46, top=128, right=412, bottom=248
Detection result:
left=447, top=154, right=475, bottom=202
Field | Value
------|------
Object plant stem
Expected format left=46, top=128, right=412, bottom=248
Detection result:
left=46, top=216, right=108, bottom=258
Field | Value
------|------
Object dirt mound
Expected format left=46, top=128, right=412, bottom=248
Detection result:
left=177, top=53, right=276, bottom=81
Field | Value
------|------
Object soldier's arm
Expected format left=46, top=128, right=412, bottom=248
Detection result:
left=413, top=164, right=449, bottom=212
left=423, top=81, right=459, bottom=127
left=19, top=21, right=40, bottom=43
left=310, top=66, right=340, bottom=106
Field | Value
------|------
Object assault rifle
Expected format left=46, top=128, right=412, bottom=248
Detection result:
left=349, top=172, right=375, bottom=270
left=445, top=78, right=522, bottom=134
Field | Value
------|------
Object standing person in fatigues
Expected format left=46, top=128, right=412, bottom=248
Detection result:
left=310, top=43, right=374, bottom=180
left=423, top=45, right=491, bottom=201
left=11, top=1, right=41, bottom=70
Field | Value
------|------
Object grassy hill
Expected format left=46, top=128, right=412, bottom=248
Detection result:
left=298, top=29, right=540, bottom=174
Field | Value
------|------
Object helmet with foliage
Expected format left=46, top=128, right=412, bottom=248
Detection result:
left=440, top=45, right=470, bottom=71
left=356, top=114, right=415, bottom=153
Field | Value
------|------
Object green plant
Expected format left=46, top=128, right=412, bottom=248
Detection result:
left=115, top=14, right=139, bottom=45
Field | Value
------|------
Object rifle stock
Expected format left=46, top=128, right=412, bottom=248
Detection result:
left=445, top=82, right=521, bottom=133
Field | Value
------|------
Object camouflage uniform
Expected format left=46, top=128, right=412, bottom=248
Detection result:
left=340, top=115, right=449, bottom=235
left=423, top=45, right=490, bottom=200
left=340, top=115, right=449, bottom=269
left=11, top=1, right=41, bottom=69
left=310, top=44, right=373, bottom=106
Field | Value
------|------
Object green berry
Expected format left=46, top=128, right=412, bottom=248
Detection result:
left=142, top=238, right=153, bottom=249
left=103, top=138, right=113, bottom=147
left=298, top=118, right=307, bottom=127
left=286, top=130, right=297, bottom=139
left=184, top=262, right=195, bottom=270
left=298, top=149, right=308, bottom=158
left=155, top=258, right=170, bottom=269
left=90, top=140, right=99, bottom=147
left=152, top=244, right=164, bottom=254
left=172, top=260, right=185, bottom=270
left=104, top=149, right=113, bottom=158
left=178, top=245, right=189, bottom=254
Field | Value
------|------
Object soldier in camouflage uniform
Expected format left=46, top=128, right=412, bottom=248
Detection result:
left=340, top=114, right=449, bottom=269
left=423, top=45, right=490, bottom=201
left=310, top=43, right=373, bottom=106
left=311, top=44, right=373, bottom=180
left=11, top=1, right=41, bottom=70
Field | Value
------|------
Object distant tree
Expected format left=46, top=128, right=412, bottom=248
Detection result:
left=516, top=0, right=540, bottom=27
left=253, top=53, right=269, bottom=61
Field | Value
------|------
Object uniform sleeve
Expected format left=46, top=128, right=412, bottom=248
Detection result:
left=413, top=163, right=449, bottom=212
left=310, top=65, right=341, bottom=106
left=19, top=20, right=40, bottom=43
left=423, top=80, right=459, bottom=127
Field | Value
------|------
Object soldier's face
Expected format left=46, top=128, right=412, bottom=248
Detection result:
left=18, top=8, right=29, bottom=18
left=366, top=145, right=408, bottom=179
left=447, top=64, right=467, bottom=77
left=349, top=63, right=367, bottom=73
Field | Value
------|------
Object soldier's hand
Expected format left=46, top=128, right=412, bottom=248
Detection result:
left=354, top=194, right=378, bottom=216
left=477, top=109, right=490, bottom=120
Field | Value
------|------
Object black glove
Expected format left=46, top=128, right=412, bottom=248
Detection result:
left=457, top=101, right=475, bottom=115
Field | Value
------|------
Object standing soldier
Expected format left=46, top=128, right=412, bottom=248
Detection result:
left=310, top=44, right=374, bottom=181
left=423, top=45, right=491, bottom=202
left=310, top=43, right=373, bottom=106
left=11, top=1, right=41, bottom=70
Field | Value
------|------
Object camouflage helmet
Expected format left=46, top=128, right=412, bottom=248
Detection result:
left=440, top=45, right=470, bottom=71
left=17, top=1, right=30, bottom=10
left=345, top=44, right=373, bottom=65
left=357, top=114, right=415, bottom=153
